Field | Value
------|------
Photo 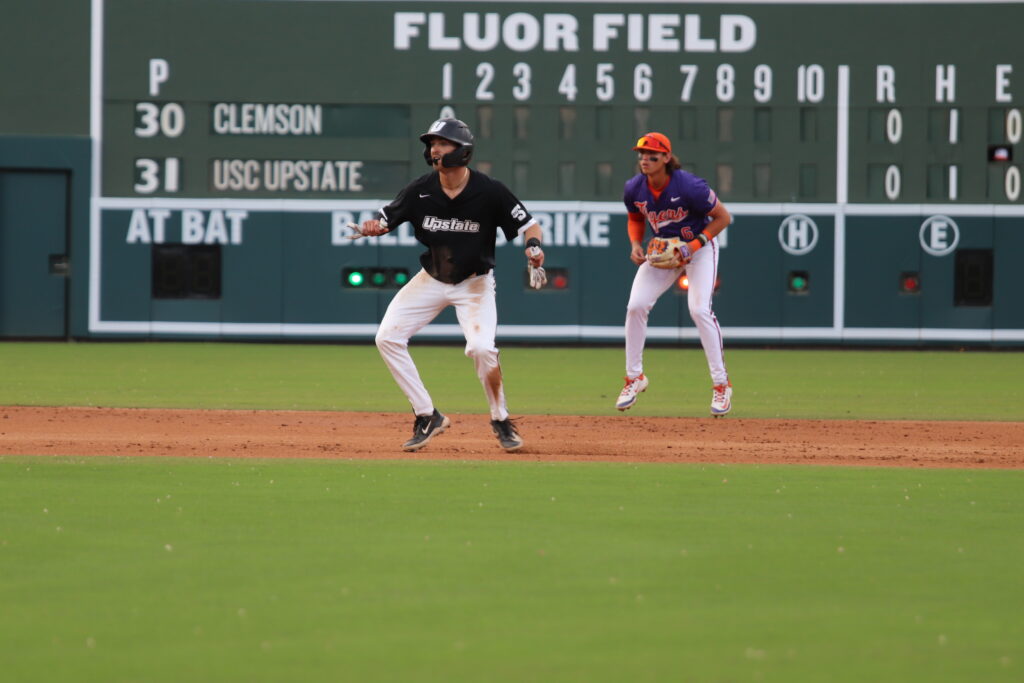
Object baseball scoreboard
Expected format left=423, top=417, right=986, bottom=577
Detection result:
left=102, top=0, right=1024, bottom=205
left=10, top=0, right=1024, bottom=342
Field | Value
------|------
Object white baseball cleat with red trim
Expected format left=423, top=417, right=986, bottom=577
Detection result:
left=615, top=374, right=649, bottom=411
left=711, top=382, right=733, bottom=416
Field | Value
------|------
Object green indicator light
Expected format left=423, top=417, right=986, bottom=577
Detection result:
left=347, top=271, right=365, bottom=287
left=393, top=271, right=409, bottom=286
left=787, top=271, right=810, bottom=294
left=371, top=271, right=387, bottom=286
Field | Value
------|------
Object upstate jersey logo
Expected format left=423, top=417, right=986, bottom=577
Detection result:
left=422, top=215, right=481, bottom=233
left=633, top=201, right=690, bottom=233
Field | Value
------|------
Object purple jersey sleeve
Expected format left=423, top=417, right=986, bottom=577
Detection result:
left=622, top=175, right=645, bottom=213
left=682, top=174, right=718, bottom=214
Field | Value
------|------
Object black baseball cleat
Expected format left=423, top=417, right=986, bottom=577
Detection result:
left=402, top=410, right=450, bottom=452
left=490, top=418, right=524, bottom=452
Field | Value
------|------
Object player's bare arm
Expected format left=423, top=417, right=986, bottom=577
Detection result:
left=702, top=201, right=733, bottom=241
left=522, top=223, right=544, bottom=267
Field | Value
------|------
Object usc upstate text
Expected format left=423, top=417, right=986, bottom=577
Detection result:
left=422, top=216, right=482, bottom=233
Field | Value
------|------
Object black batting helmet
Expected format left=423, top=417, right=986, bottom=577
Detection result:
left=419, top=118, right=474, bottom=168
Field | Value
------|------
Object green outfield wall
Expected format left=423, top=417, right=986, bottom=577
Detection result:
left=1, top=0, right=1022, bottom=345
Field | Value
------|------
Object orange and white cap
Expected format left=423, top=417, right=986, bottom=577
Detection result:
left=633, top=132, right=672, bottom=155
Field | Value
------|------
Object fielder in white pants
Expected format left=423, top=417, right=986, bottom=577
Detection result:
left=616, top=131, right=733, bottom=415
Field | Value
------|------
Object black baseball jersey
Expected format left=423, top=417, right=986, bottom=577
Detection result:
left=379, top=170, right=534, bottom=284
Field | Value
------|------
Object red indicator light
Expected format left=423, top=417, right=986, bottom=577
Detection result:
left=899, top=272, right=921, bottom=294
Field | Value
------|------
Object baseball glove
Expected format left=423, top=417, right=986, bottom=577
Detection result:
left=645, top=236, right=691, bottom=269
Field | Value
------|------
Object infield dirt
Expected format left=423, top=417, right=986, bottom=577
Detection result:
left=1, top=407, right=1021, bottom=468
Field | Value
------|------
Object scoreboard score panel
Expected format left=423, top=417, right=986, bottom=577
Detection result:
left=84, top=0, right=1024, bottom=343
left=101, top=0, right=1024, bottom=203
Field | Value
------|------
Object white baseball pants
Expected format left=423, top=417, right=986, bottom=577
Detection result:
left=624, top=237, right=728, bottom=386
left=376, top=269, right=509, bottom=421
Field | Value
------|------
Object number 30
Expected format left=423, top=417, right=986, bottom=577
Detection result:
left=134, top=102, right=185, bottom=138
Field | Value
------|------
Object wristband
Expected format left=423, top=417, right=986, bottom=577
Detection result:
left=525, top=237, right=541, bottom=249
left=696, top=233, right=709, bottom=247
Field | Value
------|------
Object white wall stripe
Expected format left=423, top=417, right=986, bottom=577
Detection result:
left=86, top=320, right=1024, bottom=342
left=833, top=66, right=850, bottom=332
left=96, top=197, right=1024, bottom=217
left=89, top=0, right=105, bottom=332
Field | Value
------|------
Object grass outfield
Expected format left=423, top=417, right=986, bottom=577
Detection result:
left=2, top=457, right=1021, bottom=683
left=0, top=341, right=1021, bottom=420
left=1, top=342, right=1022, bottom=681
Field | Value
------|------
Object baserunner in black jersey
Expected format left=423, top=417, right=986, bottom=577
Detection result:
left=354, top=117, right=546, bottom=453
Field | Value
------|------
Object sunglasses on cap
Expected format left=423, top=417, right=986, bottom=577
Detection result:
left=633, top=133, right=672, bottom=155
